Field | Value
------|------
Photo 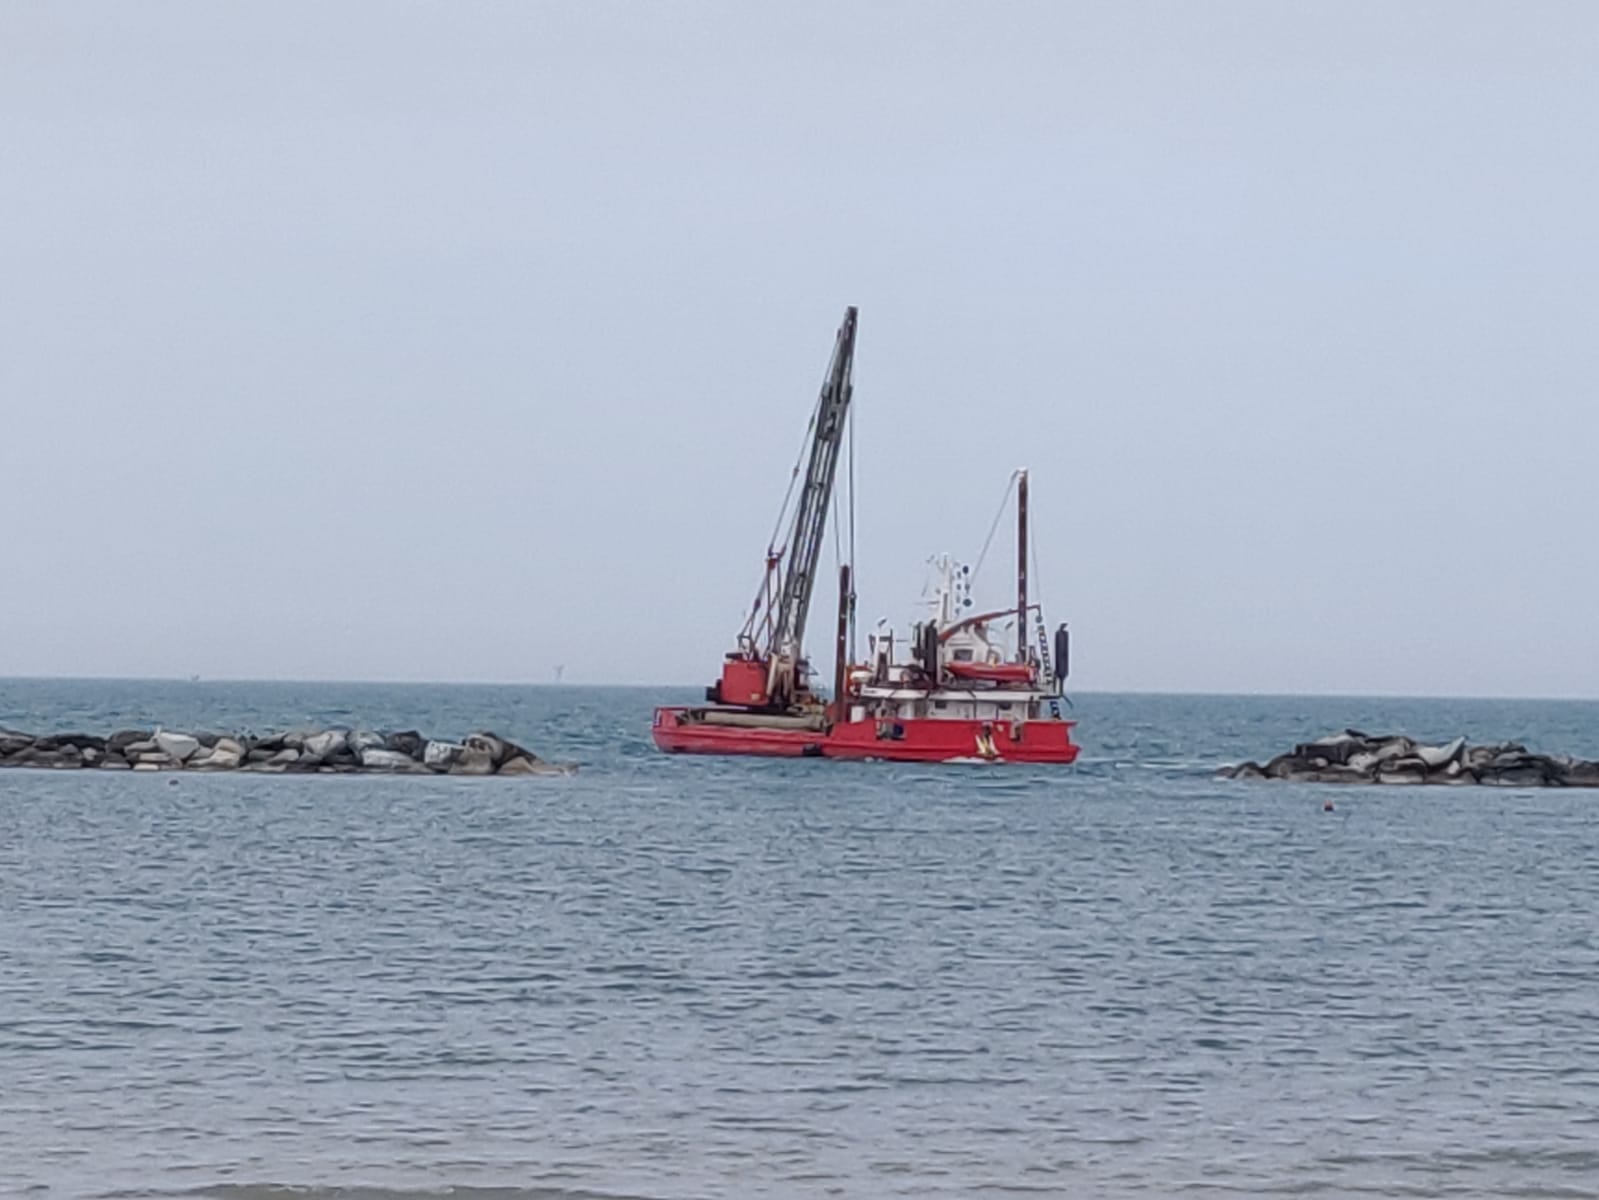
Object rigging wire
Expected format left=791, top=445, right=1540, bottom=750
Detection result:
left=765, top=409, right=814, bottom=553
left=742, top=405, right=818, bottom=645
left=847, top=392, right=857, bottom=662
left=971, top=470, right=1020, bottom=589
left=1028, top=481, right=1072, bottom=709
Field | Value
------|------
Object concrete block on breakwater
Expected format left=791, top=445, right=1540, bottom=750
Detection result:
left=0, top=726, right=577, bottom=776
left=1221, top=730, right=1599, bottom=787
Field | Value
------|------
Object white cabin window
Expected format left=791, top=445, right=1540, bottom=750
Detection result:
left=952, top=648, right=973, bottom=662
left=934, top=700, right=947, bottom=711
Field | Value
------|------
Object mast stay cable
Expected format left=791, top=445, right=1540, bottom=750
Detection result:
left=971, top=470, right=1020, bottom=590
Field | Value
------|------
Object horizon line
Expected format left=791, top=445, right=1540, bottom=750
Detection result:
left=2, top=674, right=1597, bottom=705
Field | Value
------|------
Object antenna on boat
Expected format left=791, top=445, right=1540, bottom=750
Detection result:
left=1016, top=468, right=1029, bottom=663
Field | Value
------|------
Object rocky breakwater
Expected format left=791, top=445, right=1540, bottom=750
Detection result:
left=1221, top=730, right=1599, bottom=787
left=0, top=727, right=576, bottom=776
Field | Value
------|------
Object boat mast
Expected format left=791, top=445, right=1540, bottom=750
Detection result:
left=1016, top=467, right=1029, bottom=662
left=832, top=563, right=851, bottom=723
left=766, top=306, right=857, bottom=702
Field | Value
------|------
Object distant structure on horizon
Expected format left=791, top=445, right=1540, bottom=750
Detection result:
left=554, top=665, right=565, bottom=683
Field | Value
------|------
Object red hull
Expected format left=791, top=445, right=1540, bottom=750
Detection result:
left=651, top=707, right=1079, bottom=764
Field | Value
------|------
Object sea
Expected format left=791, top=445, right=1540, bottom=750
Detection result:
left=3, top=678, right=1599, bottom=1200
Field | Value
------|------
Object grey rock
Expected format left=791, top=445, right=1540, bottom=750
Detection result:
left=359, top=747, right=418, bottom=771
left=193, top=741, right=244, bottom=769
left=107, top=730, right=153, bottom=753
left=154, top=731, right=201, bottom=762
left=301, top=730, right=348, bottom=763
left=423, top=740, right=462, bottom=769
left=1414, top=737, right=1466, bottom=769
left=385, top=730, right=425, bottom=759
left=36, top=733, right=106, bottom=753
left=1564, top=761, right=1599, bottom=788
left=449, top=744, right=496, bottom=776
left=1371, top=737, right=1416, bottom=765
left=465, top=733, right=510, bottom=766
left=1263, top=753, right=1299, bottom=780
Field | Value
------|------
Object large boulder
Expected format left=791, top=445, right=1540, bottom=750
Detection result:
left=359, top=747, right=419, bottom=771
left=36, top=733, right=107, bottom=753
left=1565, top=761, right=1599, bottom=788
left=300, top=730, right=348, bottom=764
left=449, top=743, right=496, bottom=776
left=107, top=730, right=154, bottom=754
left=465, top=731, right=543, bottom=769
left=385, top=730, right=425, bottom=759
left=1478, top=752, right=1561, bottom=787
left=1370, top=737, right=1416, bottom=765
left=1295, top=731, right=1375, bottom=766
left=1414, top=737, right=1466, bottom=769
left=1263, top=753, right=1302, bottom=780
left=194, top=738, right=245, bottom=769
left=154, top=731, right=201, bottom=762
left=423, top=740, right=462, bottom=770
left=464, top=733, right=512, bottom=767
left=350, top=731, right=386, bottom=756
left=0, top=731, right=33, bottom=756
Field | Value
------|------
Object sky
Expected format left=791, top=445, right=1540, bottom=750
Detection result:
left=2, top=2, right=1597, bottom=696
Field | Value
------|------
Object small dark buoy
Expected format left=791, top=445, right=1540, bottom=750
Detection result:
left=1323, top=798, right=1334, bottom=812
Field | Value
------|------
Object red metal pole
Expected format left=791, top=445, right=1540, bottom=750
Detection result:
left=1016, top=470, right=1029, bottom=662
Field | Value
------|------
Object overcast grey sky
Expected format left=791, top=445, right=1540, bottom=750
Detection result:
left=3, top=3, right=1596, bottom=696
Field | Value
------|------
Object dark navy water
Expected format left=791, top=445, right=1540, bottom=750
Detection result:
left=4, top=679, right=1599, bottom=1200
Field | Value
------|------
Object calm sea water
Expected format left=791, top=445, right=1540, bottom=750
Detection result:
left=3, top=679, right=1599, bottom=1200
